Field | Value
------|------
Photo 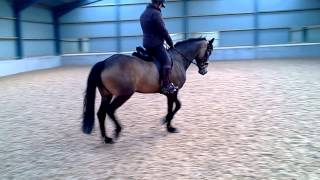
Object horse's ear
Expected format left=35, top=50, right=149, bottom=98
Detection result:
left=209, top=38, right=215, bottom=45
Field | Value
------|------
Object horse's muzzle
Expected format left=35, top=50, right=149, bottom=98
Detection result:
left=199, top=68, right=208, bottom=75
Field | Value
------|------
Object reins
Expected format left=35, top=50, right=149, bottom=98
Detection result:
left=171, top=48, right=197, bottom=65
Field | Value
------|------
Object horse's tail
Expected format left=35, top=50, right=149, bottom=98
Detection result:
left=82, top=60, right=105, bottom=134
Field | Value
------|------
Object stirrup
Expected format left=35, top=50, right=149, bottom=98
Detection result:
left=161, top=83, right=178, bottom=94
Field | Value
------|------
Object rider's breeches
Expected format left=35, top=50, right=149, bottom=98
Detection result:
left=146, top=45, right=172, bottom=69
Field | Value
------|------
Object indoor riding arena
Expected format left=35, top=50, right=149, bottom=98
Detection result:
left=1, top=0, right=320, bottom=179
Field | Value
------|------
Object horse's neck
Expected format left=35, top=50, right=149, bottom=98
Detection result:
left=172, top=46, right=197, bottom=70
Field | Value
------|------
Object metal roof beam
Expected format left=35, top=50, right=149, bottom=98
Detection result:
left=53, top=0, right=102, bottom=18
left=12, top=0, right=43, bottom=12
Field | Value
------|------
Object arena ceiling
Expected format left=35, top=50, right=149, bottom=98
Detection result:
left=10, top=0, right=102, bottom=17
left=38, top=0, right=79, bottom=7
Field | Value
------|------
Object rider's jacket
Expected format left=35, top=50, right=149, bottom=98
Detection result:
left=140, top=4, right=174, bottom=49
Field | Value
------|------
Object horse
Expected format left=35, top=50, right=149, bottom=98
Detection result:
left=82, top=37, right=214, bottom=144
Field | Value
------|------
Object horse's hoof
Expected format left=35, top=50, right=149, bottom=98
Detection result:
left=82, top=126, right=93, bottom=134
left=167, top=127, right=179, bottom=133
left=114, top=128, right=122, bottom=139
left=104, top=137, right=114, bottom=144
left=114, top=132, right=120, bottom=139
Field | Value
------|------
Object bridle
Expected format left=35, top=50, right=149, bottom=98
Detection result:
left=197, top=42, right=213, bottom=68
left=172, top=42, right=213, bottom=69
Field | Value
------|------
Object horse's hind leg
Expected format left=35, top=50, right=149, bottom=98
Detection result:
left=164, top=93, right=181, bottom=133
left=106, top=94, right=133, bottom=139
left=97, top=95, right=113, bottom=144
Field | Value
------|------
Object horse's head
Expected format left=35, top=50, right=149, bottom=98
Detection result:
left=173, top=37, right=215, bottom=74
left=195, top=38, right=214, bottom=75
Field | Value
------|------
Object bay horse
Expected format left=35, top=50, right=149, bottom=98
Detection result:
left=82, top=37, right=214, bottom=143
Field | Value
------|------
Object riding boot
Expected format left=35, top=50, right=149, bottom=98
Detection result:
left=161, top=67, right=178, bottom=94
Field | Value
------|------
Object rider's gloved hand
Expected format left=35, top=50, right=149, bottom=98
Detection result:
left=166, top=41, right=174, bottom=49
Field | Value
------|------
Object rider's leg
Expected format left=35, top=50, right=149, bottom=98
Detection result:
left=154, top=45, right=178, bottom=94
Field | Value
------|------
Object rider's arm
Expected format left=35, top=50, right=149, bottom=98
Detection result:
left=153, top=12, right=174, bottom=48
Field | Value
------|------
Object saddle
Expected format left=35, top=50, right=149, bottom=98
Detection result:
left=132, top=46, right=162, bottom=73
left=132, top=46, right=155, bottom=62
left=132, top=46, right=172, bottom=67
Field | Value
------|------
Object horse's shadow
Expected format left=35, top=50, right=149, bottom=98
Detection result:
left=96, top=127, right=168, bottom=147
left=92, top=125, right=173, bottom=159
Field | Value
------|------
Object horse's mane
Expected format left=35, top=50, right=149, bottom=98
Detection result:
left=174, top=37, right=206, bottom=47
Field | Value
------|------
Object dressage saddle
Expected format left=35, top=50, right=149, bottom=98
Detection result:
left=132, top=46, right=172, bottom=70
left=132, top=46, right=155, bottom=62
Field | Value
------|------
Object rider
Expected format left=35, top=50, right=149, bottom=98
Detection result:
left=140, top=0, right=178, bottom=94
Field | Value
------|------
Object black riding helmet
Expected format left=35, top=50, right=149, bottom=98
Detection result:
left=152, top=0, right=166, bottom=8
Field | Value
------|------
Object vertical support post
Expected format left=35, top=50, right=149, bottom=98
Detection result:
left=12, top=0, right=43, bottom=59
left=116, top=0, right=121, bottom=53
left=53, top=15, right=61, bottom=55
left=302, top=27, right=307, bottom=43
left=13, top=9, right=23, bottom=59
left=253, top=0, right=259, bottom=58
left=52, top=0, right=103, bottom=55
left=183, top=0, right=189, bottom=40
left=78, top=39, right=83, bottom=52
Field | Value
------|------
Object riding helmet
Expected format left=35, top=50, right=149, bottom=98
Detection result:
left=152, top=0, right=166, bottom=8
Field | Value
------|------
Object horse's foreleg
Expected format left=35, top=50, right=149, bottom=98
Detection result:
left=172, top=97, right=181, bottom=115
left=106, top=94, right=133, bottom=139
left=164, top=93, right=180, bottom=133
left=97, top=96, right=113, bottom=144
